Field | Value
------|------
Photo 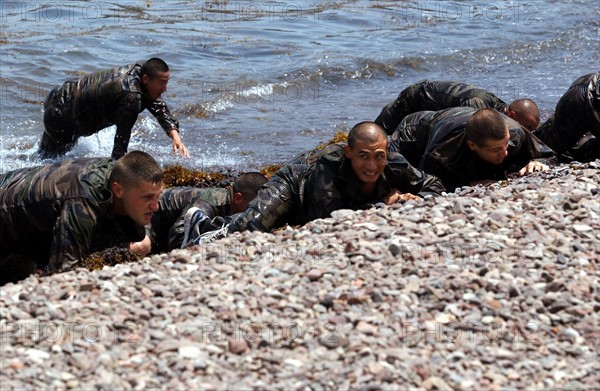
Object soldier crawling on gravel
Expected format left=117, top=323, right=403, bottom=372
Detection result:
left=39, top=57, right=189, bottom=160
left=374, top=79, right=541, bottom=134
left=388, top=107, right=556, bottom=192
left=184, top=122, right=445, bottom=241
left=146, top=172, right=268, bottom=252
left=0, top=151, right=163, bottom=285
left=534, top=71, right=600, bottom=163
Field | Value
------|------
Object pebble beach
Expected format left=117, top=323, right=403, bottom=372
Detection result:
left=1, top=160, right=599, bottom=390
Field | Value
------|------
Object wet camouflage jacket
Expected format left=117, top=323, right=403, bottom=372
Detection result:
left=148, top=186, right=231, bottom=252
left=0, top=158, right=145, bottom=272
left=375, top=80, right=507, bottom=133
left=389, top=107, right=556, bottom=191
left=534, top=71, right=600, bottom=159
left=229, top=148, right=445, bottom=233
left=48, top=62, right=179, bottom=158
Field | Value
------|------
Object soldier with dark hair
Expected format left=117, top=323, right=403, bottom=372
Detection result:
left=148, top=172, right=268, bottom=251
left=534, top=71, right=600, bottom=162
left=0, top=151, right=163, bottom=285
left=39, top=57, right=189, bottom=159
left=375, top=80, right=540, bottom=134
left=389, top=107, right=556, bottom=192
left=216, top=122, right=445, bottom=236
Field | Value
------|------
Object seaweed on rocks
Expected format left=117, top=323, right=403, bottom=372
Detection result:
left=75, top=248, right=141, bottom=272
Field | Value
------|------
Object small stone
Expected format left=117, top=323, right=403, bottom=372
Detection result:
left=178, top=345, right=204, bottom=359
left=547, top=300, right=571, bottom=313
left=306, top=268, right=323, bottom=281
left=562, top=328, right=582, bottom=344
left=228, top=338, right=249, bottom=354
left=572, top=224, right=593, bottom=232
left=434, top=313, right=455, bottom=324
left=26, top=348, right=50, bottom=363
left=319, top=333, right=349, bottom=349
left=423, top=376, right=453, bottom=391
left=509, top=286, right=520, bottom=298
left=356, top=321, right=378, bottom=335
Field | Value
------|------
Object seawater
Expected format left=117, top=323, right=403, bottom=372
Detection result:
left=1, top=0, right=598, bottom=172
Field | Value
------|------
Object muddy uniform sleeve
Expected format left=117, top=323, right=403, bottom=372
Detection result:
left=307, top=157, right=350, bottom=219
left=385, top=152, right=446, bottom=196
left=419, top=153, right=460, bottom=192
left=47, top=198, right=101, bottom=272
left=228, top=165, right=306, bottom=233
left=504, top=120, right=558, bottom=173
left=146, top=99, right=180, bottom=137
left=112, top=92, right=143, bottom=159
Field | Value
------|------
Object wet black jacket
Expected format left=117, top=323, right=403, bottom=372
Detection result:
left=390, top=107, right=556, bottom=191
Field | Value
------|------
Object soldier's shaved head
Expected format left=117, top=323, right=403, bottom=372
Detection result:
left=466, top=108, right=508, bottom=147
left=141, top=58, right=169, bottom=79
left=347, top=121, right=388, bottom=149
left=506, top=98, right=540, bottom=131
left=233, top=172, right=268, bottom=201
left=109, top=150, right=163, bottom=187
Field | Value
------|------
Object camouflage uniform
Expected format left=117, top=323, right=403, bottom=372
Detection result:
left=375, top=80, right=507, bottom=134
left=40, top=62, right=179, bottom=159
left=148, top=186, right=232, bottom=253
left=534, top=72, right=600, bottom=162
left=390, top=107, right=556, bottom=192
left=0, top=158, right=145, bottom=282
left=229, top=149, right=445, bottom=233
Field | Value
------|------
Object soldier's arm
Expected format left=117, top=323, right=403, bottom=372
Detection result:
left=147, top=100, right=189, bottom=158
left=386, top=152, right=446, bottom=197
left=420, top=154, right=461, bottom=192
left=228, top=179, right=295, bottom=233
left=507, top=127, right=558, bottom=175
left=308, top=160, right=347, bottom=218
left=112, top=93, right=142, bottom=159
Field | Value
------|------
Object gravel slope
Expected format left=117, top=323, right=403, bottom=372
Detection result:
left=1, top=161, right=599, bottom=390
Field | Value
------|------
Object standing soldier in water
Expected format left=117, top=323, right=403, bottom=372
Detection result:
left=39, top=57, right=190, bottom=160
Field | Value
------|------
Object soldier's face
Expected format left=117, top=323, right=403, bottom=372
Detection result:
left=514, top=112, right=539, bottom=132
left=344, top=138, right=388, bottom=188
left=112, top=180, right=163, bottom=226
left=142, top=71, right=170, bottom=100
left=468, top=131, right=510, bottom=165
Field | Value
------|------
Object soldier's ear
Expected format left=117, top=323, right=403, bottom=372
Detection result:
left=232, top=192, right=244, bottom=203
left=231, top=192, right=248, bottom=213
left=466, top=140, right=477, bottom=152
left=343, top=145, right=352, bottom=159
left=111, top=181, right=124, bottom=198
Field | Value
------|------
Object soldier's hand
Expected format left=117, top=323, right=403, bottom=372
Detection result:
left=518, top=161, right=549, bottom=176
left=170, top=130, right=190, bottom=158
left=130, top=235, right=151, bottom=257
left=384, top=189, right=421, bottom=205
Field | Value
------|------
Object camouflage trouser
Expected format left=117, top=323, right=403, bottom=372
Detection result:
left=39, top=86, right=78, bottom=158
left=388, top=110, right=437, bottom=167
left=535, top=73, right=600, bottom=161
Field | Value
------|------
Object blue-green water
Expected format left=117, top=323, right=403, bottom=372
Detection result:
left=1, top=0, right=599, bottom=172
